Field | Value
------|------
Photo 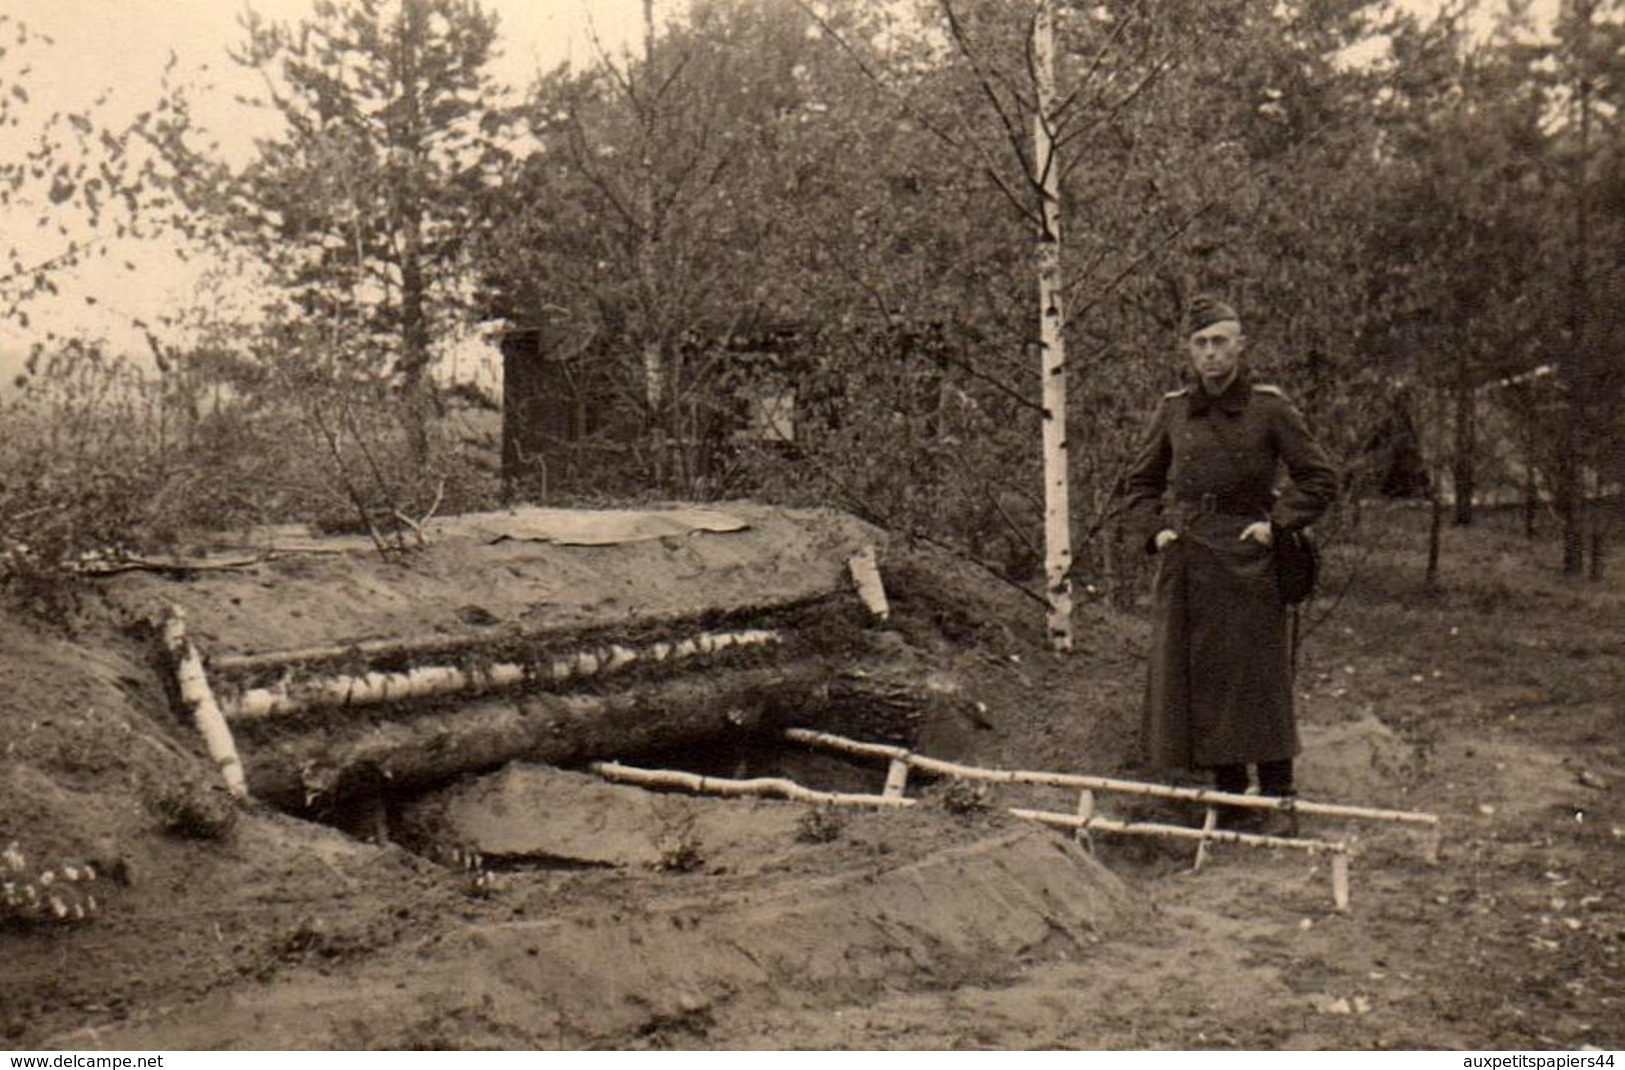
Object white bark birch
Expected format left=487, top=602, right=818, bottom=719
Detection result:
left=222, top=628, right=782, bottom=722
left=1033, top=0, right=1074, bottom=651
left=161, top=607, right=249, bottom=798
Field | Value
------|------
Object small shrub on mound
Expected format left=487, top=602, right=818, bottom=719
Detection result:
left=652, top=812, right=705, bottom=873
left=938, top=778, right=993, bottom=816
left=146, top=779, right=239, bottom=841
left=795, top=806, right=847, bottom=844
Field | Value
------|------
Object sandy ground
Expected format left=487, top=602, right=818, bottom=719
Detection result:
left=1, top=502, right=1621, bottom=1050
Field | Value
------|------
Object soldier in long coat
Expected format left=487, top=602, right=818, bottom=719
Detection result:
left=1121, top=295, right=1338, bottom=814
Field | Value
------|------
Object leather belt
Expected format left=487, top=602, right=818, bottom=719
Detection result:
left=1172, top=493, right=1271, bottom=518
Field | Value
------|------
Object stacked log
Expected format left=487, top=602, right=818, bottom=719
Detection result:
left=221, top=628, right=785, bottom=722
left=245, top=662, right=821, bottom=811
left=182, top=589, right=933, bottom=814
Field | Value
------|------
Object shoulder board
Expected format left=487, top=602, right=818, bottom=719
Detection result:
left=1162, top=388, right=1189, bottom=399
left=1251, top=384, right=1287, bottom=398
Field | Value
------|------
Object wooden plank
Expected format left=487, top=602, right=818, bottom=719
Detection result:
left=1193, top=806, right=1218, bottom=872
left=846, top=547, right=890, bottom=620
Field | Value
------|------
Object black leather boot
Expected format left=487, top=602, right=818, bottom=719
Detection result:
left=1256, top=760, right=1299, bottom=837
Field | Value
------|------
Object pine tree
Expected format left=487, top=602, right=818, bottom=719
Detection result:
left=167, top=0, right=512, bottom=459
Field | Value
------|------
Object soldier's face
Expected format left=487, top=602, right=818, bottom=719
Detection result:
left=1188, top=321, right=1243, bottom=387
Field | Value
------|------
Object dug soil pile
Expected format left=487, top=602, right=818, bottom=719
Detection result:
left=3, top=502, right=1622, bottom=1049
left=97, top=503, right=876, bottom=656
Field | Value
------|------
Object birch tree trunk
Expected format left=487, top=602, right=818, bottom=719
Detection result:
left=1033, top=0, right=1074, bottom=652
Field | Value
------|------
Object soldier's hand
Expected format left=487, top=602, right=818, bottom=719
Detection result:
left=1154, top=529, right=1179, bottom=552
left=1239, top=521, right=1273, bottom=546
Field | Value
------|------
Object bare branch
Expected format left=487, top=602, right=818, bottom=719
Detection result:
left=393, top=476, right=445, bottom=547
left=558, top=109, right=643, bottom=236
left=981, top=470, right=1042, bottom=561
left=648, top=42, right=696, bottom=106
left=794, top=1, right=964, bottom=152
left=937, top=343, right=1043, bottom=415
left=794, top=0, right=1042, bottom=226
left=1052, top=0, right=1140, bottom=127
left=1063, top=199, right=1217, bottom=320
left=942, top=0, right=1039, bottom=192
left=584, top=11, right=641, bottom=114
left=1056, top=55, right=1177, bottom=158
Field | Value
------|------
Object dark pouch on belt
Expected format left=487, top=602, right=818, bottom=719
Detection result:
left=1274, top=528, right=1319, bottom=605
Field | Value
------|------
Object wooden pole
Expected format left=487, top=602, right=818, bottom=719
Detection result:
left=1009, top=808, right=1351, bottom=909
left=883, top=758, right=910, bottom=799
left=1075, top=789, right=1095, bottom=851
left=584, top=761, right=1352, bottom=909
left=1008, top=808, right=1348, bottom=856
left=223, top=628, right=783, bottom=721
left=591, top=762, right=916, bottom=809
left=1193, top=806, right=1219, bottom=872
left=846, top=546, right=890, bottom=620
left=160, top=606, right=249, bottom=798
left=239, top=661, right=878, bottom=811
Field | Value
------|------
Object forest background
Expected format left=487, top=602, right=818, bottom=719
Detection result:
left=0, top=0, right=1619, bottom=621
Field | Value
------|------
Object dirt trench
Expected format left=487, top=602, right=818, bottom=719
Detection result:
left=3, top=504, right=1135, bottom=1048
left=4, top=504, right=1623, bottom=1050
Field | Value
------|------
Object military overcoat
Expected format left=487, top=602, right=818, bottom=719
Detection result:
left=1121, top=373, right=1338, bottom=771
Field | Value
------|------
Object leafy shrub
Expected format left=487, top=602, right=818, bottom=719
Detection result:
left=938, top=778, right=992, bottom=816
left=0, top=333, right=504, bottom=616
left=651, top=812, right=705, bottom=873
left=145, top=779, right=239, bottom=840
left=795, top=806, right=847, bottom=844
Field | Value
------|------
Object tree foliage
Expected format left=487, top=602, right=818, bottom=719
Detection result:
left=0, top=14, right=180, bottom=333
left=10, top=0, right=1625, bottom=613
left=164, top=0, right=513, bottom=396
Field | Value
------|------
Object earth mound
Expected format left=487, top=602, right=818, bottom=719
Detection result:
left=8, top=503, right=1620, bottom=1050
left=1, top=503, right=1135, bottom=1048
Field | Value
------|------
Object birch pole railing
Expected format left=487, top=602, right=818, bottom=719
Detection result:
left=590, top=762, right=917, bottom=810
left=784, top=727, right=1442, bottom=863
left=589, top=757, right=1356, bottom=910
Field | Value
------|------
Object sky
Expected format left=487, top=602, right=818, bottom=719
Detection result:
left=0, top=0, right=666, bottom=383
left=0, top=0, right=1561, bottom=386
left=7, top=0, right=660, bottom=113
